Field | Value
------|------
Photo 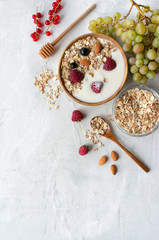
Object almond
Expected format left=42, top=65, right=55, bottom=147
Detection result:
left=111, top=151, right=118, bottom=161
left=99, top=155, right=107, bottom=166
left=80, top=59, right=91, bottom=66
left=94, top=42, right=102, bottom=54
left=111, top=165, right=117, bottom=175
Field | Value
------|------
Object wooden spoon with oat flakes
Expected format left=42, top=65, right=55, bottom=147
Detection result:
left=90, top=116, right=150, bottom=173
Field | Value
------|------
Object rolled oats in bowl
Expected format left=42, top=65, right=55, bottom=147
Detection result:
left=113, top=85, right=159, bottom=136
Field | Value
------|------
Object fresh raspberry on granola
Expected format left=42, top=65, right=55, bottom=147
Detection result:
left=103, top=57, right=116, bottom=71
left=70, top=69, right=84, bottom=83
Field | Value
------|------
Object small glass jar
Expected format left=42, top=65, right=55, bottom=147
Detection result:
left=112, top=84, right=159, bottom=137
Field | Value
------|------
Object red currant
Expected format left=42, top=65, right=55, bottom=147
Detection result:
left=53, top=19, right=59, bottom=25
left=32, top=14, right=36, bottom=19
left=46, top=31, right=52, bottom=36
left=45, top=20, right=50, bottom=25
left=56, top=0, right=61, bottom=3
left=30, top=32, right=36, bottom=38
left=37, top=22, right=43, bottom=28
left=33, top=34, right=39, bottom=41
left=37, top=12, right=42, bottom=18
left=37, top=28, right=42, bottom=34
left=34, top=19, right=37, bottom=24
left=48, top=10, right=54, bottom=15
left=49, top=16, right=53, bottom=21
left=55, top=15, right=60, bottom=21
left=57, top=5, right=62, bottom=10
left=52, top=2, right=58, bottom=8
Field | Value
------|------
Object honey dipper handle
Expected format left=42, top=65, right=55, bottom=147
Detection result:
left=113, top=138, right=150, bottom=173
left=51, top=4, right=96, bottom=46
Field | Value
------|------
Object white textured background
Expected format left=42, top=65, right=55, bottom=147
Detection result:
left=0, top=0, right=159, bottom=239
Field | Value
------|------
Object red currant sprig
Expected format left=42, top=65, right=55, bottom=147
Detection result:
left=44, top=0, right=62, bottom=36
left=30, top=8, right=43, bottom=42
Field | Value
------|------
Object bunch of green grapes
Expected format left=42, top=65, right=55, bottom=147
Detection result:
left=88, top=4, right=159, bottom=84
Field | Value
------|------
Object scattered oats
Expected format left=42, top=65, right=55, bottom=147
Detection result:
left=104, top=78, right=108, bottom=82
left=34, top=65, right=63, bottom=110
left=48, top=106, right=51, bottom=111
left=93, top=148, right=99, bottom=152
left=88, top=72, right=94, bottom=77
left=55, top=105, right=59, bottom=110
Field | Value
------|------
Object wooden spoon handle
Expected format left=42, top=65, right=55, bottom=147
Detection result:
left=51, top=4, right=96, bottom=46
left=113, top=138, right=149, bottom=173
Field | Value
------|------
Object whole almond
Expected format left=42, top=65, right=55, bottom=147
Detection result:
left=94, top=42, right=102, bottom=54
left=80, top=59, right=91, bottom=66
left=111, top=151, right=118, bottom=161
left=111, top=165, right=117, bottom=175
left=99, top=155, right=107, bottom=166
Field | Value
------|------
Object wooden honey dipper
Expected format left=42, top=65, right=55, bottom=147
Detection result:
left=39, top=4, right=96, bottom=59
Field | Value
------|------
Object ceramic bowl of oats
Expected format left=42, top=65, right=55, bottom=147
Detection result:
left=58, top=33, right=128, bottom=106
left=113, top=85, right=159, bottom=136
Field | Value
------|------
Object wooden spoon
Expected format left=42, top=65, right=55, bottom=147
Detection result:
left=90, top=116, right=150, bottom=173
left=39, top=4, right=96, bottom=59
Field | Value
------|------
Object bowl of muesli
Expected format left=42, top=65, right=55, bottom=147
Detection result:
left=113, top=85, right=159, bottom=136
left=58, top=33, right=128, bottom=106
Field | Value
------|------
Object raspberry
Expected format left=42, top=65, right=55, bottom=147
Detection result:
left=103, top=57, right=116, bottom=71
left=70, top=69, right=84, bottom=83
left=79, top=145, right=88, bottom=156
left=91, top=81, right=103, bottom=93
left=72, top=110, right=83, bottom=122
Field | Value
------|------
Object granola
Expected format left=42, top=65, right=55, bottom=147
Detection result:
left=90, top=117, right=109, bottom=135
left=61, top=36, right=116, bottom=94
left=115, top=88, right=159, bottom=134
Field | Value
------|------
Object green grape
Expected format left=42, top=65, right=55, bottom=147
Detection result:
left=135, top=35, right=143, bottom=43
left=115, top=23, right=122, bottom=30
left=147, top=24, right=157, bottom=33
left=147, top=49, right=157, bottom=60
left=136, top=22, right=146, bottom=35
left=146, top=71, right=156, bottom=79
left=131, top=40, right=136, bottom=46
left=120, top=32, right=128, bottom=43
left=155, top=53, right=159, bottom=63
left=136, top=12, right=143, bottom=20
left=154, top=32, right=159, bottom=37
left=108, top=26, right=115, bottom=33
left=148, top=61, right=158, bottom=70
left=89, top=20, right=97, bottom=26
left=97, top=17, right=103, bottom=24
left=151, top=15, right=159, bottom=24
left=103, top=16, right=113, bottom=24
left=152, top=9, right=159, bottom=16
left=133, top=43, right=144, bottom=54
left=141, top=76, right=148, bottom=85
left=142, top=5, right=150, bottom=13
left=156, top=25, right=159, bottom=34
left=136, top=59, right=143, bottom=67
left=129, top=57, right=136, bottom=65
left=130, top=65, right=139, bottom=73
left=88, top=24, right=97, bottom=32
left=123, top=19, right=135, bottom=27
left=127, top=30, right=136, bottom=40
left=126, top=38, right=132, bottom=44
left=123, top=43, right=132, bottom=52
left=113, top=12, right=121, bottom=19
left=143, top=58, right=150, bottom=65
left=115, top=28, right=123, bottom=37
left=133, top=72, right=142, bottom=82
left=139, top=65, right=148, bottom=74
left=152, top=38, right=159, bottom=48
left=136, top=53, right=144, bottom=59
